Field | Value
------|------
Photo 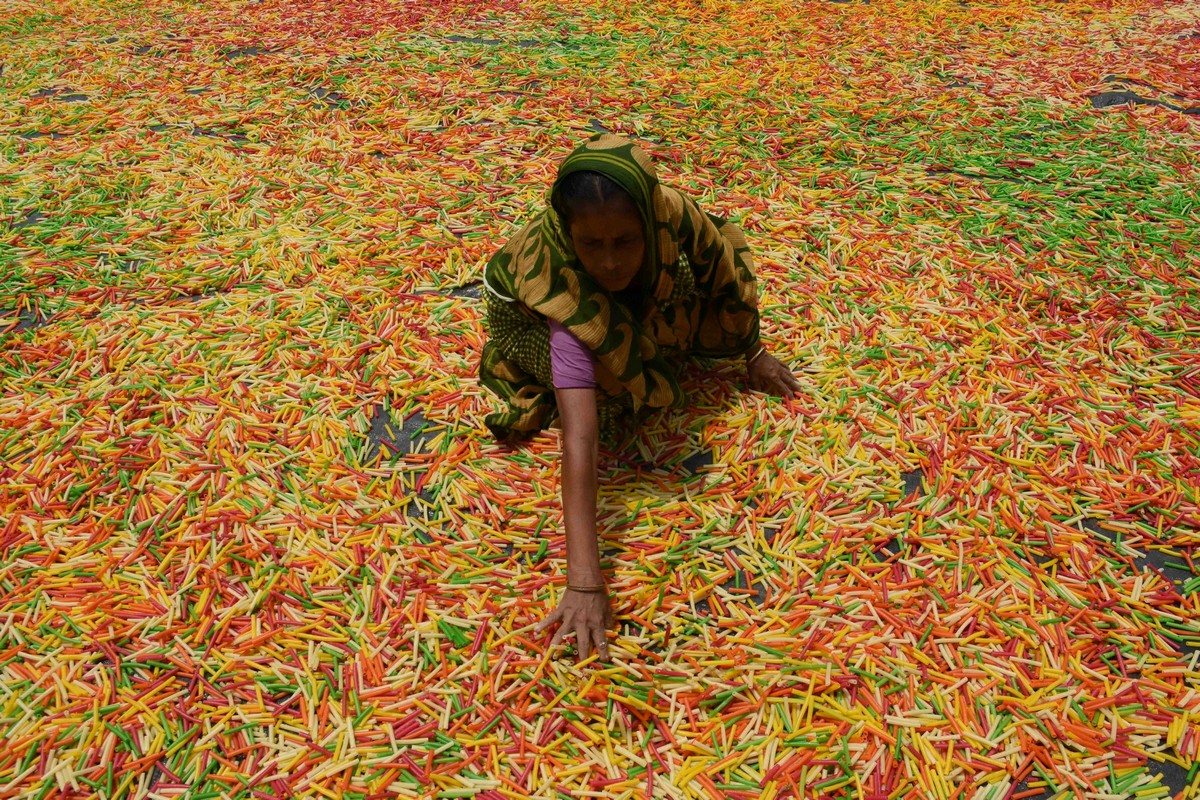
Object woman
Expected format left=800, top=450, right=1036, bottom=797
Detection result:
left=479, top=133, right=800, bottom=663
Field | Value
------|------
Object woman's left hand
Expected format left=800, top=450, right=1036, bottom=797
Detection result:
left=747, top=351, right=802, bottom=398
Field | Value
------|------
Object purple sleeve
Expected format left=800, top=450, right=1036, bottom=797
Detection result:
left=548, top=319, right=596, bottom=389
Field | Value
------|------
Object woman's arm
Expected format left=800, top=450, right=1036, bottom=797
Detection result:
left=558, top=387, right=602, bottom=586
left=534, top=386, right=614, bottom=663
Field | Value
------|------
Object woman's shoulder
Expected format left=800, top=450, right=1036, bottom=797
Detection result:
left=486, top=210, right=551, bottom=277
left=494, top=211, right=549, bottom=253
left=653, top=184, right=688, bottom=224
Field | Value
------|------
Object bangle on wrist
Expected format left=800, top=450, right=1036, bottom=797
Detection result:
left=567, top=584, right=606, bottom=593
left=746, top=344, right=767, bottom=364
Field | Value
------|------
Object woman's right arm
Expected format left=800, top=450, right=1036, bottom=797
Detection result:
left=535, top=386, right=614, bottom=663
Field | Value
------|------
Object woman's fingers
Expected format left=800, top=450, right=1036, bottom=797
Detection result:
left=536, top=606, right=562, bottom=633
left=770, top=359, right=802, bottom=398
left=576, top=625, right=592, bottom=664
left=748, top=353, right=801, bottom=398
left=769, top=365, right=792, bottom=397
left=542, top=594, right=617, bottom=664
left=781, top=371, right=799, bottom=397
left=577, top=622, right=612, bottom=663
left=597, top=632, right=611, bottom=661
left=549, top=611, right=574, bottom=647
left=756, top=360, right=795, bottom=398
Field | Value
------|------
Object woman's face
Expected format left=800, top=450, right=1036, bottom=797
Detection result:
left=568, top=200, right=645, bottom=293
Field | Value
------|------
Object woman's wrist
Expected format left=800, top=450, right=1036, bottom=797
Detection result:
left=745, top=343, right=767, bottom=364
left=567, top=561, right=604, bottom=586
left=566, top=582, right=606, bottom=593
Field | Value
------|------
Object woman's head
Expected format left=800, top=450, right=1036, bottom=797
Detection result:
left=554, top=170, right=646, bottom=294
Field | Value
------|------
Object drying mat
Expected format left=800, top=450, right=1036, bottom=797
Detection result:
left=2, top=0, right=1199, bottom=797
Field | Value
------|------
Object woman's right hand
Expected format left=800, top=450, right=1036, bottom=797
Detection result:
left=537, top=589, right=615, bottom=664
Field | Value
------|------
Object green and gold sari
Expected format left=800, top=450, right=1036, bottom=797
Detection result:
left=479, top=133, right=761, bottom=440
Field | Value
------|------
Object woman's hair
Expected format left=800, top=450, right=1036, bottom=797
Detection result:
left=553, top=171, right=637, bottom=226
